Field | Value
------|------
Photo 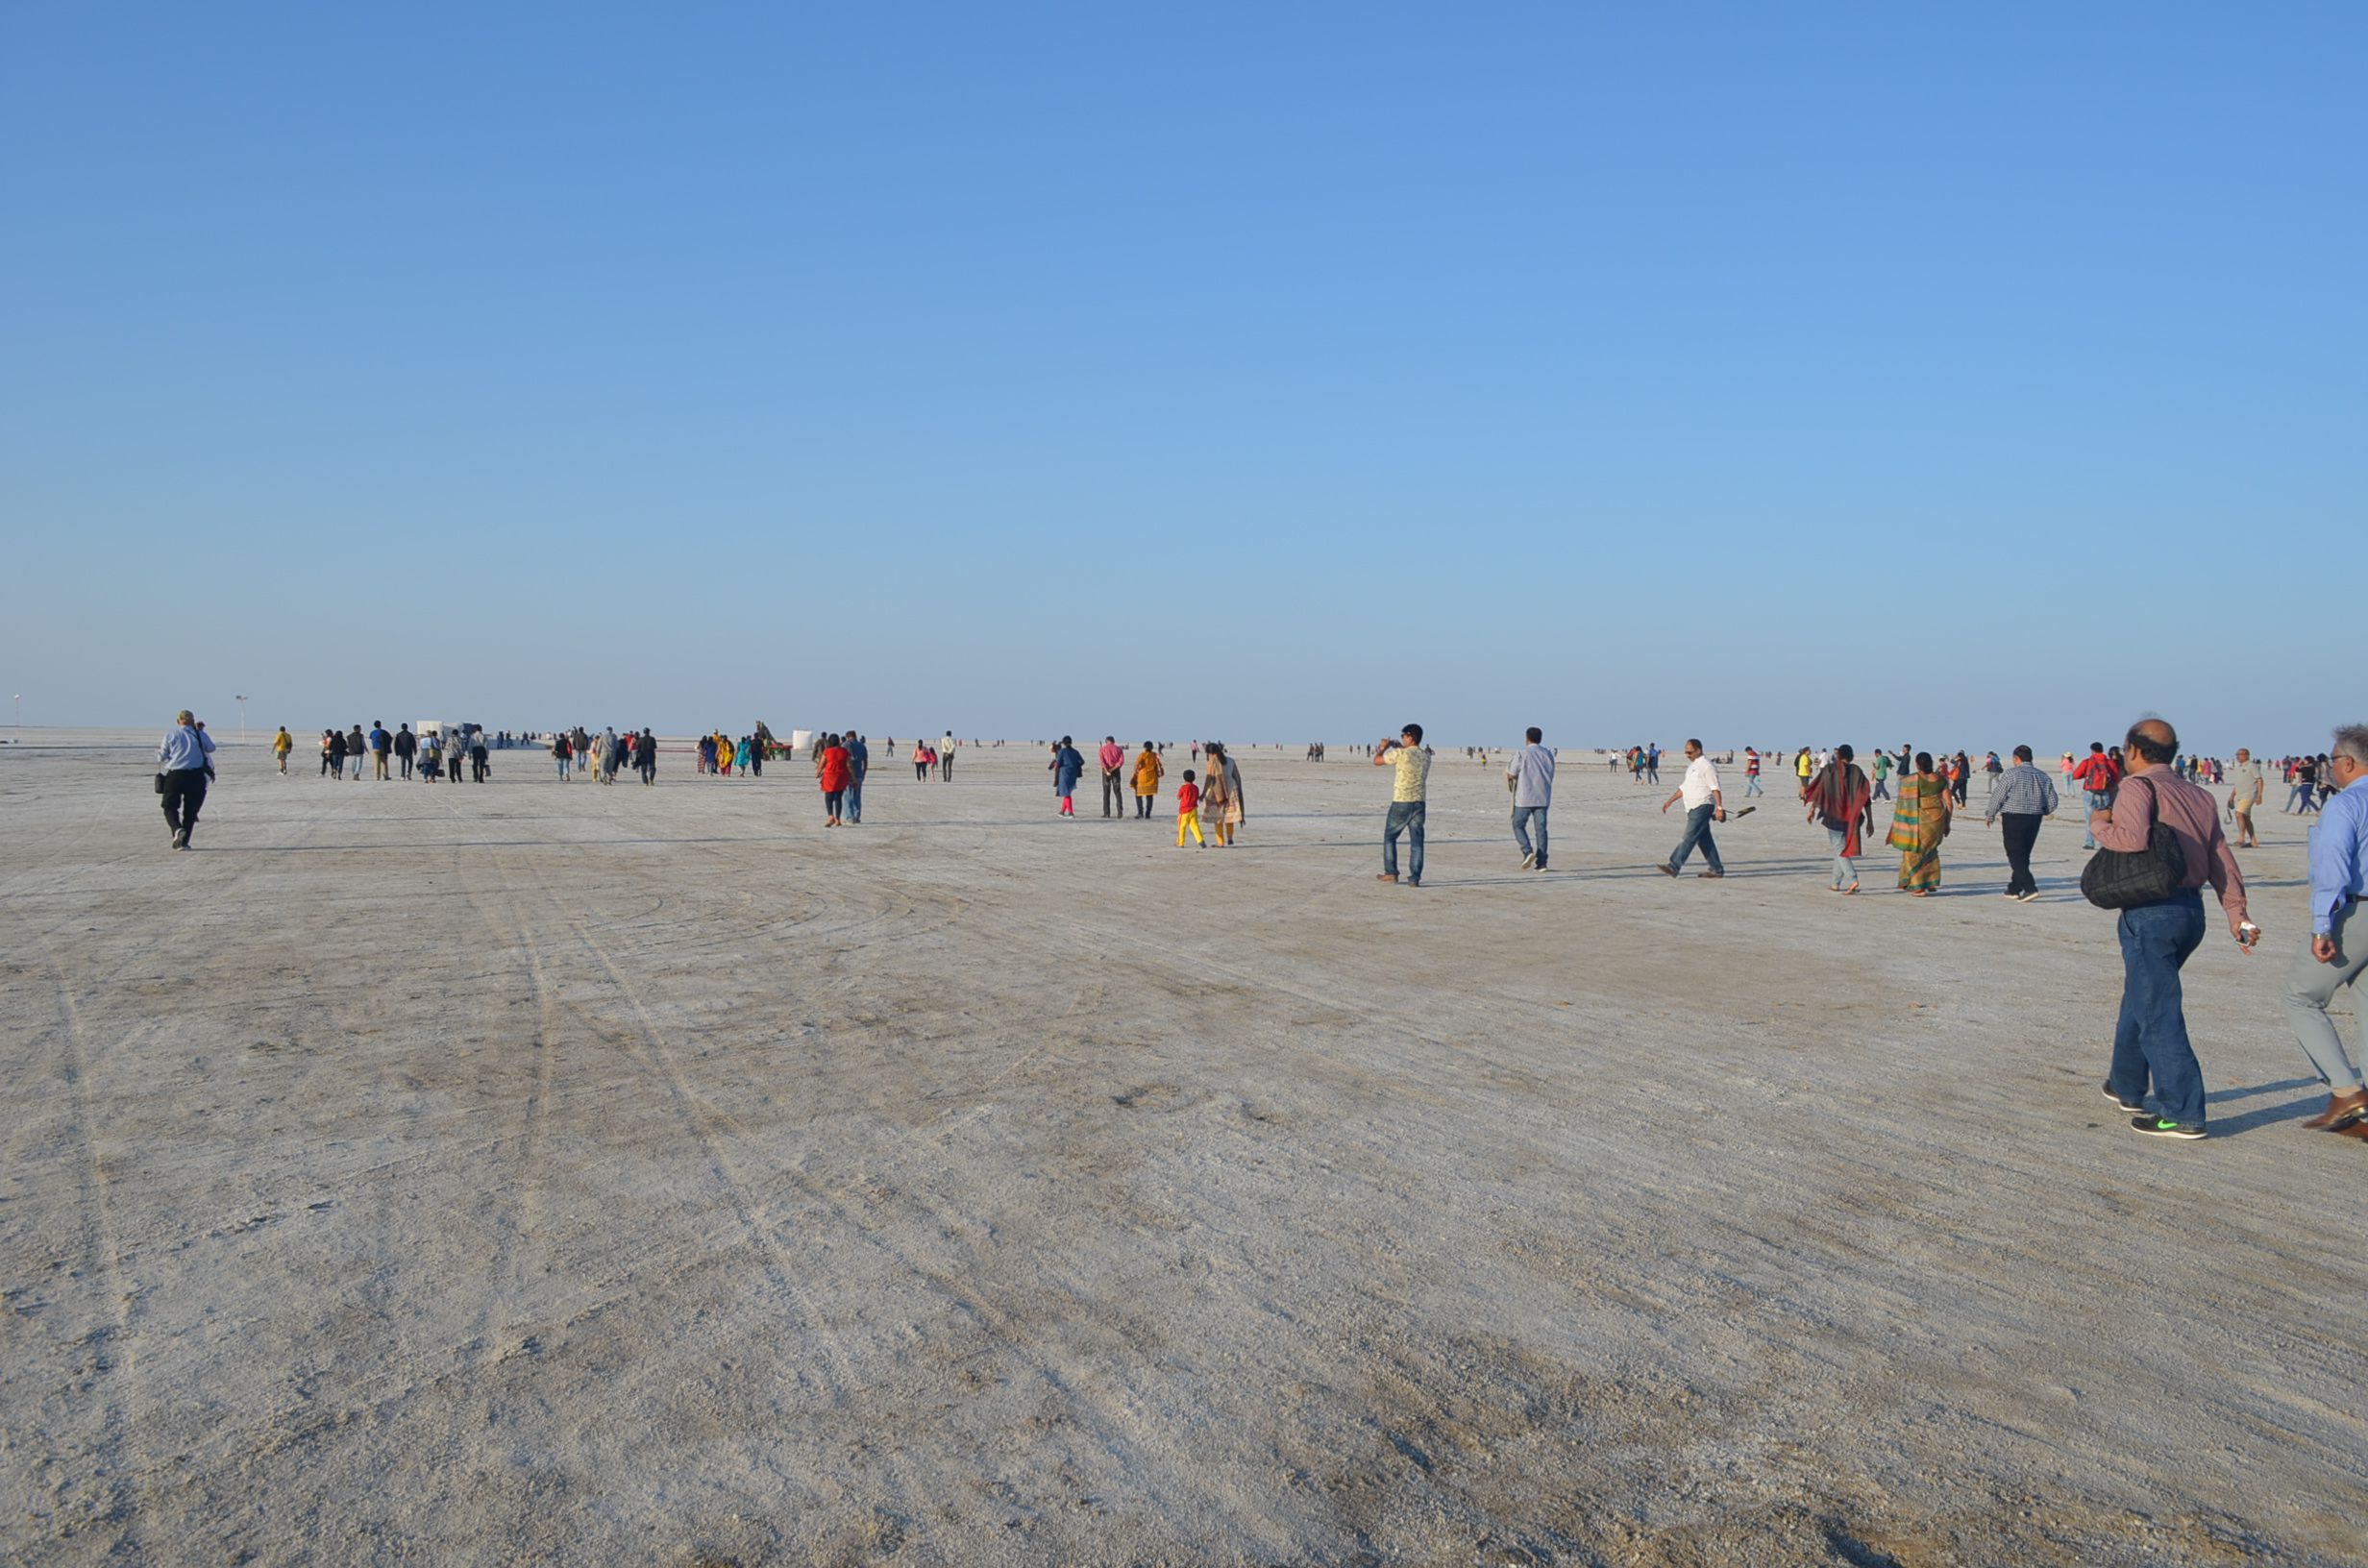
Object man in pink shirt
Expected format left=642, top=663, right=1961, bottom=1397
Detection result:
left=2089, top=716, right=2254, bottom=1140
left=1098, top=736, right=1127, bottom=819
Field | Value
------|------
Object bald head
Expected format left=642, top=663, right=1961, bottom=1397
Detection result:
left=2126, top=717, right=2179, bottom=767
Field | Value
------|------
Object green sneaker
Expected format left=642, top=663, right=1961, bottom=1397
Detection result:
left=2129, top=1115, right=2206, bottom=1140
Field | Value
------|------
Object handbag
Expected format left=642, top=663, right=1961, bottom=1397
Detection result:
left=2081, top=776, right=2187, bottom=909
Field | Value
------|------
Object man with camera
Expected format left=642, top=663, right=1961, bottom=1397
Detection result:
left=1372, top=723, right=1431, bottom=887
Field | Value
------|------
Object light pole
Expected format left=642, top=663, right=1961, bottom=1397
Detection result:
left=235, top=695, right=248, bottom=747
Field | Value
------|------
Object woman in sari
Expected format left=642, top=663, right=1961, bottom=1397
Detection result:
left=1201, top=742, right=1245, bottom=845
left=1805, top=744, right=1874, bottom=894
left=1887, top=751, right=1953, bottom=894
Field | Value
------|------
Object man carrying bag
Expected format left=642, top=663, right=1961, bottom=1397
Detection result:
left=2085, top=717, right=2254, bottom=1140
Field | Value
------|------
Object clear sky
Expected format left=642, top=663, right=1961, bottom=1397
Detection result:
left=4, top=4, right=2361, bottom=750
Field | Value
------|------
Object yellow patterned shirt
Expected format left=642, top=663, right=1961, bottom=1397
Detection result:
left=1392, top=746, right=1432, bottom=803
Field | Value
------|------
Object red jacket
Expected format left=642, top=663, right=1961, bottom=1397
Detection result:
left=819, top=747, right=852, bottom=792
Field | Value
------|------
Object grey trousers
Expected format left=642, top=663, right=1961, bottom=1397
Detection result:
left=2284, top=901, right=2368, bottom=1092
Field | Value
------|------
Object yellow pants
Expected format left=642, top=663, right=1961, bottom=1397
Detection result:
left=1214, top=821, right=1235, bottom=845
left=1177, top=811, right=1203, bottom=845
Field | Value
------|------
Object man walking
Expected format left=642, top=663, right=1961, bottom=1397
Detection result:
left=347, top=724, right=367, bottom=780
left=1983, top=745, right=2060, bottom=901
left=1373, top=723, right=1430, bottom=887
left=157, top=708, right=216, bottom=850
left=1644, top=743, right=1661, bottom=785
left=1658, top=739, right=1727, bottom=879
left=368, top=721, right=392, bottom=780
left=1098, top=735, right=1126, bottom=819
left=2090, top=717, right=2252, bottom=1140
left=2226, top=747, right=2265, bottom=848
left=393, top=723, right=416, bottom=779
left=2282, top=725, right=2368, bottom=1134
left=1506, top=726, right=1555, bottom=870
left=2073, top=741, right=2118, bottom=850
left=1742, top=746, right=1764, bottom=797
left=844, top=731, right=868, bottom=821
left=940, top=731, right=957, bottom=781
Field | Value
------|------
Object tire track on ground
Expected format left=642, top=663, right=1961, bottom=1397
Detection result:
left=521, top=859, right=1243, bottom=1540
left=7, top=922, right=159, bottom=1560
left=502, top=841, right=929, bottom=1540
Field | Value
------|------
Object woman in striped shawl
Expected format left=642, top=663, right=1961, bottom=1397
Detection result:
left=1805, top=745, right=1874, bottom=894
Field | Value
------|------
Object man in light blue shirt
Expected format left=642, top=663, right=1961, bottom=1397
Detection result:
left=1506, top=726, right=1555, bottom=871
left=156, top=709, right=216, bottom=850
left=2282, top=723, right=2368, bottom=1134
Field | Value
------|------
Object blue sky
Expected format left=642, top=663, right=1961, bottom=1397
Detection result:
left=4, top=4, right=2360, bottom=749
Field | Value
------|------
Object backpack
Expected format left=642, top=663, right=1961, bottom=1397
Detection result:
left=2080, top=776, right=2187, bottom=910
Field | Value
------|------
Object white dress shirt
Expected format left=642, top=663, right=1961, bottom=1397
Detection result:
left=1679, top=755, right=1721, bottom=811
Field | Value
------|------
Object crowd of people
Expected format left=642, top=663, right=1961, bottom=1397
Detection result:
left=160, top=708, right=2368, bottom=1146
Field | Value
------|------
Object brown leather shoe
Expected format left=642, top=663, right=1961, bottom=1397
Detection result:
left=2303, top=1089, right=2368, bottom=1131
left=1375, top=873, right=1397, bottom=884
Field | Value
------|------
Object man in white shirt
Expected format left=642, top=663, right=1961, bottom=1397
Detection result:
left=2226, top=747, right=2265, bottom=849
left=1504, top=726, right=1555, bottom=870
left=940, top=732, right=957, bottom=781
left=1658, top=738, right=1727, bottom=879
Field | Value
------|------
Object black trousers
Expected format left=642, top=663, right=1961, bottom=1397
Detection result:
left=399, top=754, right=412, bottom=778
left=2000, top=812, right=2042, bottom=896
left=472, top=754, right=488, bottom=781
left=162, top=769, right=208, bottom=842
left=1136, top=793, right=1154, bottom=818
left=1102, top=772, right=1124, bottom=816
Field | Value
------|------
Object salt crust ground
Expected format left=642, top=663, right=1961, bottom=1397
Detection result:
left=4, top=734, right=2365, bottom=1567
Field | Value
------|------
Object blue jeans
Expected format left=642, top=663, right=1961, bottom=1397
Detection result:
left=556, top=758, right=569, bottom=779
left=2109, top=890, right=2208, bottom=1127
left=1744, top=774, right=1764, bottom=796
left=846, top=777, right=863, bottom=822
left=1383, top=800, right=1425, bottom=882
left=2083, top=790, right=2110, bottom=848
left=1871, top=775, right=1889, bottom=799
left=1512, top=805, right=1547, bottom=866
left=2288, top=783, right=2313, bottom=813
left=1666, top=804, right=1724, bottom=874
left=1827, top=824, right=1857, bottom=889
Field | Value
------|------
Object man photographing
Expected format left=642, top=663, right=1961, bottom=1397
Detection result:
left=1372, top=723, right=1430, bottom=888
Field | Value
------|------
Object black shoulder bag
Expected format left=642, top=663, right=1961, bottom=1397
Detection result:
left=2081, top=775, right=2187, bottom=909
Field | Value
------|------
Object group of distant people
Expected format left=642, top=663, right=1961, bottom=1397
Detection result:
left=274, top=723, right=490, bottom=784
left=160, top=707, right=2368, bottom=1149
left=549, top=727, right=659, bottom=785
